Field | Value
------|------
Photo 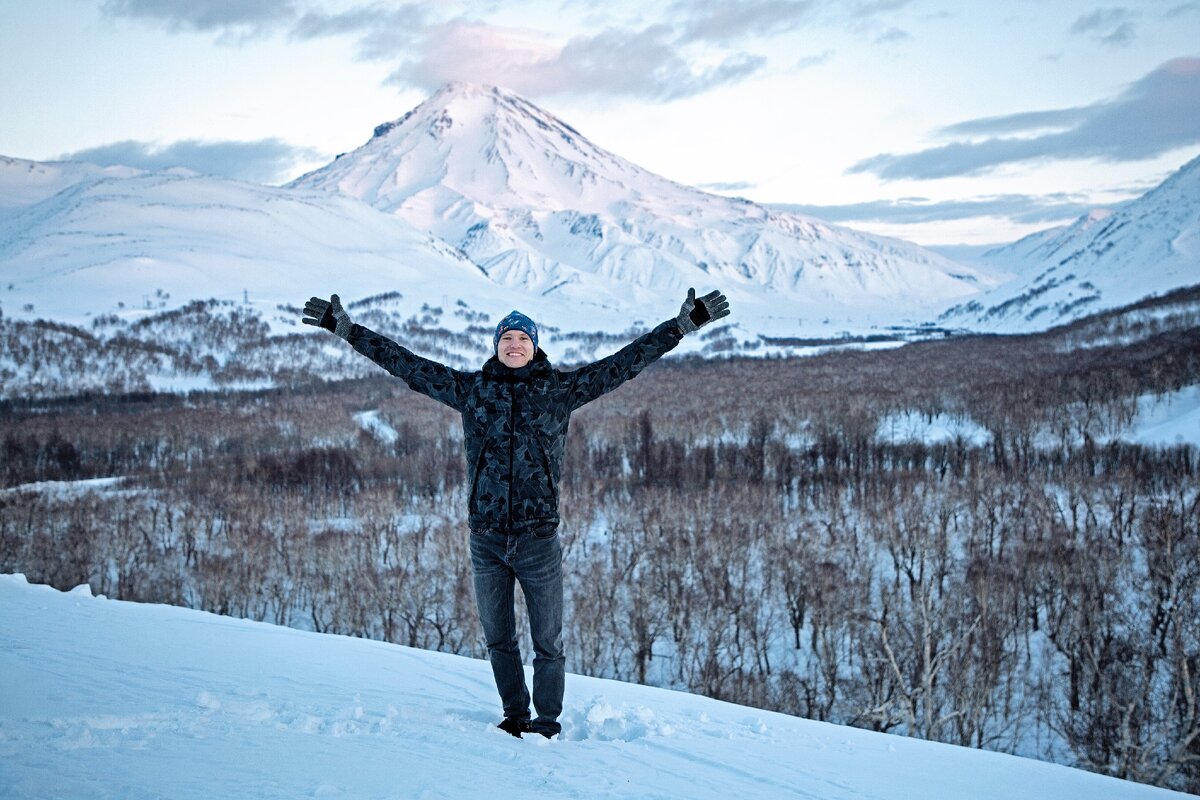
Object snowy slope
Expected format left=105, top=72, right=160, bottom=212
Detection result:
left=290, top=83, right=1001, bottom=323
left=0, top=160, right=526, bottom=327
left=941, top=155, right=1200, bottom=332
left=0, top=157, right=776, bottom=398
left=0, top=156, right=142, bottom=210
left=978, top=209, right=1117, bottom=275
left=0, top=150, right=972, bottom=388
left=1, top=574, right=1189, bottom=800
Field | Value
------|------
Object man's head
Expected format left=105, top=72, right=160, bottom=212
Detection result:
left=494, top=310, right=538, bottom=369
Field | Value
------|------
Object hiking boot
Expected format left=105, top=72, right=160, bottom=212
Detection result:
left=527, top=719, right=561, bottom=739
left=497, top=717, right=531, bottom=738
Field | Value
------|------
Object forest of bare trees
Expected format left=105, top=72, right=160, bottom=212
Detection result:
left=2, top=316, right=1198, bottom=792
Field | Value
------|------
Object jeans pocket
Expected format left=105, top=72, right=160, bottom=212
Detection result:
left=531, top=523, right=559, bottom=540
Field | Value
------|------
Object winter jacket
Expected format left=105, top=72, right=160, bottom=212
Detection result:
left=347, top=319, right=684, bottom=533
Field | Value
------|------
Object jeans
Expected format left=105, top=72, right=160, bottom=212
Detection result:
left=469, top=527, right=564, bottom=734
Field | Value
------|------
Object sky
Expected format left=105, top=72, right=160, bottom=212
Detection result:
left=1, top=0, right=1198, bottom=246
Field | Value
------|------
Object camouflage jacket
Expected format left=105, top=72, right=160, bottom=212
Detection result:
left=347, top=319, right=684, bottom=533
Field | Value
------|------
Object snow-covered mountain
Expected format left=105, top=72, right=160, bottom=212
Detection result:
left=289, top=82, right=1000, bottom=322
left=3, top=87, right=1198, bottom=398
left=3, top=573, right=1189, bottom=800
left=978, top=209, right=1117, bottom=276
left=0, top=155, right=142, bottom=210
left=940, top=155, right=1200, bottom=332
left=0, top=157, right=520, bottom=325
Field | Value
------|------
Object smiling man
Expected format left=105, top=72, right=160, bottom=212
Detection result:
left=494, top=310, right=537, bottom=369
left=302, top=290, right=729, bottom=739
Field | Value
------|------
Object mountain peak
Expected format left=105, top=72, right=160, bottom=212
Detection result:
left=290, top=86, right=999, bottom=316
left=302, top=83, right=634, bottom=220
left=430, top=81, right=508, bottom=100
left=368, top=82, right=575, bottom=144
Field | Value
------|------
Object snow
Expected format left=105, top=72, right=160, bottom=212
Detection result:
left=1121, top=387, right=1200, bottom=447
left=871, top=389, right=1200, bottom=448
left=1, top=86, right=1195, bottom=371
left=0, top=574, right=1190, bottom=800
left=0, top=157, right=142, bottom=209
left=876, top=410, right=991, bottom=446
left=943, top=155, right=1200, bottom=332
left=0, top=476, right=127, bottom=499
left=353, top=409, right=400, bottom=445
left=288, top=83, right=1005, bottom=328
left=0, top=165, right=534, bottom=331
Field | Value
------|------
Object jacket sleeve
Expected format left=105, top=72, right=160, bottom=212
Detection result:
left=565, top=319, right=685, bottom=412
left=345, top=324, right=470, bottom=412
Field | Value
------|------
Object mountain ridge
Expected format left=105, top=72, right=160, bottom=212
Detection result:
left=944, top=154, right=1200, bottom=331
left=1, top=88, right=1198, bottom=399
left=289, top=82, right=1000, bottom=316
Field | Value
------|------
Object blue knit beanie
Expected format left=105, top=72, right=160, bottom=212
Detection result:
left=493, top=310, right=539, bottom=352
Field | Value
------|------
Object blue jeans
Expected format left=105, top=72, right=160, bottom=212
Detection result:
left=469, top=527, right=564, bottom=734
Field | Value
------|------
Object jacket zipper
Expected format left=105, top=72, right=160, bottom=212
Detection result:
left=507, top=385, right=517, bottom=530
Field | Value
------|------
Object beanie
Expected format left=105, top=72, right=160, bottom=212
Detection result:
left=493, top=310, right=539, bottom=352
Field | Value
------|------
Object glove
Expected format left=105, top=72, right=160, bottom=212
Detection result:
left=302, top=294, right=354, bottom=339
left=676, top=288, right=730, bottom=334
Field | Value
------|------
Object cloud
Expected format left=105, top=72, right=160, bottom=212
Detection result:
left=851, top=58, right=1200, bottom=180
left=98, top=1, right=787, bottom=103
left=667, top=0, right=912, bottom=46
left=769, top=194, right=1105, bottom=225
left=1068, top=7, right=1138, bottom=46
left=794, top=50, right=834, bottom=70
left=671, top=0, right=817, bottom=44
left=291, top=4, right=428, bottom=59
left=101, top=0, right=298, bottom=39
left=937, top=107, right=1093, bottom=137
left=386, top=21, right=765, bottom=100
left=873, top=26, right=910, bottom=44
left=1165, top=3, right=1200, bottom=18
left=847, top=0, right=912, bottom=15
left=840, top=0, right=914, bottom=40
left=59, top=139, right=318, bottom=184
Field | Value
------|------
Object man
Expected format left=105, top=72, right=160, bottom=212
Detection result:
left=302, top=289, right=730, bottom=738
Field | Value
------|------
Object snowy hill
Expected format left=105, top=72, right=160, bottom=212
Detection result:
left=0, top=143, right=994, bottom=399
left=940, top=155, right=1200, bottom=332
left=0, top=155, right=142, bottom=210
left=289, top=82, right=1001, bottom=322
left=1, top=573, right=1190, bottom=800
left=0, top=159, right=525, bottom=326
left=2, top=91, right=1198, bottom=398
left=978, top=209, right=1117, bottom=276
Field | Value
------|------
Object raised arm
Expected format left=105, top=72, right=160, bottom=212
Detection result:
left=566, top=288, right=730, bottom=411
left=302, top=294, right=469, bottom=411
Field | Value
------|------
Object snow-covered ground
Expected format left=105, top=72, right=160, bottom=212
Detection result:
left=1, top=574, right=1190, bottom=800
left=0, top=476, right=128, bottom=499
left=876, top=410, right=992, bottom=447
left=1118, top=387, right=1200, bottom=447
left=353, top=409, right=401, bottom=446
left=872, top=387, right=1200, bottom=449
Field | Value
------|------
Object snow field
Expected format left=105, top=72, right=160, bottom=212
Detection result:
left=1, top=574, right=1190, bottom=800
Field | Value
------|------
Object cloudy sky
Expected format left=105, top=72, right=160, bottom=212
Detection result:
left=2, top=0, right=1198, bottom=245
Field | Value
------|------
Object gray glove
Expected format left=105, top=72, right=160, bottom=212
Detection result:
left=676, top=288, right=730, bottom=334
left=302, top=294, right=354, bottom=339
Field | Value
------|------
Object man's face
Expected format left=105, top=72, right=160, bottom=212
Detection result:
left=497, top=329, right=535, bottom=368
